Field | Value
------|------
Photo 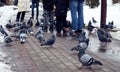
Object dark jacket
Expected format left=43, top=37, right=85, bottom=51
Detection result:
left=80, top=0, right=84, bottom=2
left=42, top=0, right=55, bottom=11
left=32, top=0, right=39, bottom=3
left=55, top=0, right=69, bottom=16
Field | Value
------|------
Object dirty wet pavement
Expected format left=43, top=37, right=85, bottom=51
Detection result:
left=0, top=31, right=120, bottom=72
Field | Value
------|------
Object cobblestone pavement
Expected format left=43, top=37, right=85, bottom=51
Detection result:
left=0, top=11, right=120, bottom=72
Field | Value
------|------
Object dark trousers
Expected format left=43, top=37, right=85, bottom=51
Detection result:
left=55, top=15, right=67, bottom=33
left=32, top=1, right=39, bottom=19
left=16, top=11, right=25, bottom=22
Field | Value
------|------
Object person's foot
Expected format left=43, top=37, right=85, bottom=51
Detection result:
left=56, top=33, right=61, bottom=37
left=63, top=33, right=67, bottom=37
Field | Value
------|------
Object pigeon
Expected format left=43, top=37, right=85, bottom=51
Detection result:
left=0, top=25, right=8, bottom=36
left=5, top=20, right=14, bottom=30
left=49, top=23, right=54, bottom=33
left=71, top=38, right=89, bottom=51
left=35, top=19, right=40, bottom=27
left=78, top=31, right=87, bottom=43
left=87, top=21, right=95, bottom=34
left=35, top=31, right=45, bottom=43
left=27, top=17, right=33, bottom=27
left=97, top=29, right=111, bottom=46
left=27, top=27, right=34, bottom=35
left=105, top=31, right=112, bottom=38
left=19, top=29, right=27, bottom=44
left=92, top=17, right=97, bottom=23
left=41, top=34, right=56, bottom=46
left=20, top=22, right=27, bottom=29
left=78, top=49, right=103, bottom=69
left=108, top=21, right=114, bottom=29
left=4, top=35, right=13, bottom=44
left=14, top=22, right=20, bottom=33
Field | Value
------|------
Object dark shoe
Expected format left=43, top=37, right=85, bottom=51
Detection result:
left=56, top=33, right=61, bottom=37
left=63, top=33, right=67, bottom=37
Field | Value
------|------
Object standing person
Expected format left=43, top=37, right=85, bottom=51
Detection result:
left=31, top=0, right=39, bottom=19
left=15, top=0, right=30, bottom=22
left=42, top=0, right=55, bottom=33
left=69, top=0, right=84, bottom=35
left=55, top=0, right=69, bottom=37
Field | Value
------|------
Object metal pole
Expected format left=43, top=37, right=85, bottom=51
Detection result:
left=100, top=0, right=107, bottom=28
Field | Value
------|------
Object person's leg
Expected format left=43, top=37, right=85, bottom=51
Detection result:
left=78, top=1, right=84, bottom=31
left=20, top=11, right=25, bottom=22
left=36, top=1, right=39, bottom=19
left=16, top=12, right=21, bottom=22
left=69, top=0, right=78, bottom=31
left=49, top=11, right=54, bottom=33
left=61, top=15, right=68, bottom=35
left=32, top=2, right=35, bottom=19
left=43, top=10, right=49, bottom=32
left=56, top=16, right=62, bottom=36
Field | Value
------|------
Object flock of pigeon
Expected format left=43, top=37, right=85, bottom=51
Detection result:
left=70, top=17, right=114, bottom=69
left=0, top=17, right=56, bottom=46
left=0, top=17, right=114, bottom=69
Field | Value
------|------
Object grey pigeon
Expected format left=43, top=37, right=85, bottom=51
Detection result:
left=4, top=35, right=13, bottom=44
left=27, top=17, right=33, bottom=27
left=14, top=22, right=20, bottom=33
left=19, top=29, right=27, bottom=44
left=78, top=49, right=103, bottom=69
left=36, top=32, right=45, bottom=43
left=78, top=31, right=87, bottom=43
left=5, top=20, right=14, bottom=30
left=92, top=17, right=97, bottom=23
left=0, top=25, right=8, bottom=36
left=97, top=29, right=111, bottom=42
left=87, top=21, right=95, bottom=35
left=27, top=27, right=34, bottom=35
left=71, top=38, right=89, bottom=51
left=35, top=19, right=40, bottom=27
left=41, top=34, right=56, bottom=46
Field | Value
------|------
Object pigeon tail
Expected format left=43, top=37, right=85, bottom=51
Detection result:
left=92, top=60, right=103, bottom=66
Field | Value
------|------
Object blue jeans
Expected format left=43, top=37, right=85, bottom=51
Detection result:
left=69, top=0, right=84, bottom=30
left=32, top=1, right=39, bottom=19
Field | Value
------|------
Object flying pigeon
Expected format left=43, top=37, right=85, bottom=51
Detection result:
left=41, top=34, right=56, bottom=46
